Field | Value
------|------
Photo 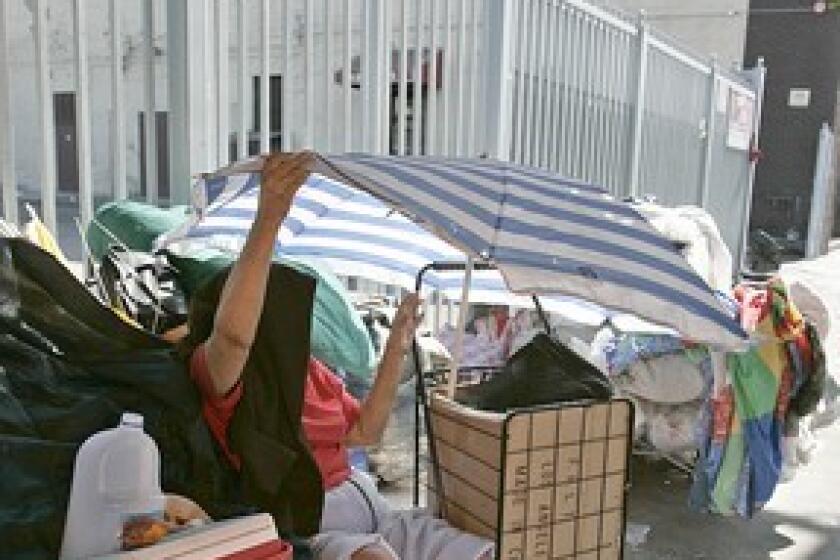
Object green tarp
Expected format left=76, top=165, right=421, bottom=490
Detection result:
left=87, top=201, right=376, bottom=379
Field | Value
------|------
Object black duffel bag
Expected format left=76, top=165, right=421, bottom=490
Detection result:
left=99, top=246, right=189, bottom=334
left=455, top=333, right=612, bottom=412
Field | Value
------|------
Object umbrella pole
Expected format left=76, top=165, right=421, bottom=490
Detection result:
left=446, top=256, right=474, bottom=400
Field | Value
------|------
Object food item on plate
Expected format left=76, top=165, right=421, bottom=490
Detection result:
left=121, top=516, right=169, bottom=550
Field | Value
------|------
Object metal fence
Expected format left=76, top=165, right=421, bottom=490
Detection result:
left=0, top=0, right=763, bottom=265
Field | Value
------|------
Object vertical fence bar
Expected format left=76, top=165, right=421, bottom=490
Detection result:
left=628, top=19, right=649, bottom=198
left=455, top=0, right=466, bottom=157
left=522, top=0, right=538, bottom=166
left=442, top=0, right=451, bottom=155
left=34, top=0, right=56, bottom=232
left=428, top=0, right=438, bottom=155
left=380, top=0, right=389, bottom=154
left=467, top=0, right=479, bottom=157
left=398, top=0, right=408, bottom=155
left=548, top=3, right=561, bottom=171
left=582, top=18, right=595, bottom=181
left=739, top=57, right=766, bottom=271
left=259, top=0, right=270, bottom=152
left=592, top=24, right=605, bottom=185
left=361, top=0, right=371, bottom=151
left=544, top=0, right=557, bottom=170
left=413, top=0, right=423, bottom=155
left=604, top=29, right=617, bottom=192
left=806, top=123, right=836, bottom=258
left=217, top=0, right=230, bottom=165
left=109, top=0, right=126, bottom=201
left=699, top=64, right=718, bottom=208
left=74, top=0, right=94, bottom=226
left=371, top=0, right=383, bottom=154
left=282, top=0, right=292, bottom=151
left=568, top=11, right=582, bottom=177
left=204, top=1, right=215, bottom=169
left=558, top=6, right=571, bottom=173
left=324, top=0, right=332, bottom=152
left=237, top=0, right=248, bottom=159
left=512, top=0, right=526, bottom=163
left=344, top=0, right=353, bottom=151
left=304, top=0, right=314, bottom=148
left=145, top=0, right=158, bottom=202
left=534, top=0, right=547, bottom=168
left=0, top=0, right=15, bottom=223
left=484, top=0, right=515, bottom=161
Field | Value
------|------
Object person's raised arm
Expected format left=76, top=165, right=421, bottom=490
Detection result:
left=346, top=294, right=421, bottom=446
left=203, top=152, right=313, bottom=397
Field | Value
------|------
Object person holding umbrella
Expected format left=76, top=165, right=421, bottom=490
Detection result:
left=181, top=152, right=493, bottom=560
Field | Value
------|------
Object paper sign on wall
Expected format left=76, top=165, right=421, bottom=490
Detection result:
left=726, top=90, right=754, bottom=151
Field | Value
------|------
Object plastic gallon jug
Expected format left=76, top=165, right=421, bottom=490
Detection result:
left=60, top=412, right=165, bottom=559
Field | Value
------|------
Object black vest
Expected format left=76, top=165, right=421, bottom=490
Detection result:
left=183, top=264, right=324, bottom=537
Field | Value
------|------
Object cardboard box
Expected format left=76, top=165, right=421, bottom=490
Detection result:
left=427, top=394, right=632, bottom=560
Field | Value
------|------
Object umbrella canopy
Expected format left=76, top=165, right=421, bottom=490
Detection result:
left=165, top=153, right=747, bottom=348
left=162, top=170, right=609, bottom=325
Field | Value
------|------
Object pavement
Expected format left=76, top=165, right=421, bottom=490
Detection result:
left=624, top=418, right=840, bottom=560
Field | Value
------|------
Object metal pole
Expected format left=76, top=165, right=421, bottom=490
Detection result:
left=325, top=0, right=333, bottom=152
left=305, top=0, right=315, bottom=149
left=282, top=0, right=292, bottom=151
left=237, top=0, right=248, bottom=160
left=260, top=0, right=270, bottom=152
left=806, top=123, right=836, bottom=258
left=699, top=62, right=718, bottom=208
left=0, top=0, right=17, bottom=224
left=628, top=17, right=649, bottom=198
left=143, top=0, right=158, bottom=204
left=413, top=0, right=424, bottom=155
left=442, top=0, right=451, bottom=155
left=428, top=0, right=438, bottom=155
left=110, top=0, right=127, bottom=201
left=74, top=0, right=94, bottom=228
left=216, top=0, right=230, bottom=165
left=739, top=57, right=766, bottom=272
left=484, top=0, right=515, bottom=161
left=398, top=0, right=408, bottom=155
left=34, top=0, right=57, bottom=233
left=344, top=0, right=353, bottom=151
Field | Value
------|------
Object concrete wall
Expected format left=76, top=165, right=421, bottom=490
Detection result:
left=744, top=0, right=840, bottom=241
left=594, top=0, right=750, bottom=69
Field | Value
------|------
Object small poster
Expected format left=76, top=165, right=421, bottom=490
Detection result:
left=726, top=90, right=754, bottom=151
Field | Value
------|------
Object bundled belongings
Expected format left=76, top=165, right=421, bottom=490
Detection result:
left=690, top=279, right=827, bottom=517
left=456, top=333, right=612, bottom=412
left=99, top=246, right=189, bottom=334
left=0, top=238, right=246, bottom=559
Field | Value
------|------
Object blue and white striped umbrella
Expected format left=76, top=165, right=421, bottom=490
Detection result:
left=161, top=167, right=609, bottom=325
left=164, top=153, right=748, bottom=348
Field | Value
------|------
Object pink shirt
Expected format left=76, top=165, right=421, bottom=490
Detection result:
left=189, top=345, right=361, bottom=489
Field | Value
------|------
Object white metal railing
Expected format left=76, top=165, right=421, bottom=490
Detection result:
left=0, top=0, right=763, bottom=265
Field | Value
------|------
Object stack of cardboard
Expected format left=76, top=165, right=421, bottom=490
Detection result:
left=427, top=394, right=632, bottom=560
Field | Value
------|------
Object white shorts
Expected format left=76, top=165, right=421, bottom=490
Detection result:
left=310, top=470, right=494, bottom=560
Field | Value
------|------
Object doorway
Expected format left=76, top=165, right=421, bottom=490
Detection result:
left=54, top=93, right=78, bottom=194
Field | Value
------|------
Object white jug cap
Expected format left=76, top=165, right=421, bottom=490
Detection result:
left=120, top=412, right=144, bottom=429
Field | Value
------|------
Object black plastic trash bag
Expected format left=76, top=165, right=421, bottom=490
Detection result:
left=0, top=238, right=244, bottom=559
left=455, top=333, right=612, bottom=412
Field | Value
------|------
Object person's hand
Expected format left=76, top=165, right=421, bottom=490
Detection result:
left=257, top=151, right=314, bottom=223
left=388, top=293, right=422, bottom=354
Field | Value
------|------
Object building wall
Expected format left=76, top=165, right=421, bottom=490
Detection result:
left=5, top=0, right=479, bottom=200
left=744, top=0, right=840, bottom=241
left=595, top=0, right=750, bottom=69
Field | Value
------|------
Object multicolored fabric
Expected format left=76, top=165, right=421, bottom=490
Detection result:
left=692, top=280, right=805, bottom=517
